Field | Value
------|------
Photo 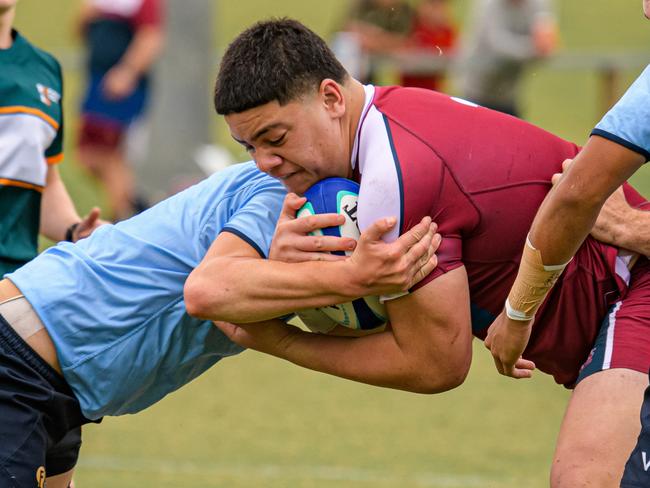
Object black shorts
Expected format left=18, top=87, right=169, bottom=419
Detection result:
left=0, top=314, right=94, bottom=487
left=621, top=371, right=650, bottom=487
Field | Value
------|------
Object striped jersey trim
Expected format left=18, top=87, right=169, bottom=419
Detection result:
left=46, top=153, right=64, bottom=165
left=591, top=129, right=650, bottom=162
left=0, top=106, right=59, bottom=131
left=0, top=178, right=44, bottom=192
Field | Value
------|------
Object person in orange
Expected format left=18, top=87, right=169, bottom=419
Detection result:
left=401, top=0, right=456, bottom=91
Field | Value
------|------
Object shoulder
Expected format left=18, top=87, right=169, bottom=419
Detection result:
left=202, top=161, right=285, bottom=201
left=21, top=35, right=61, bottom=73
left=15, top=32, right=63, bottom=83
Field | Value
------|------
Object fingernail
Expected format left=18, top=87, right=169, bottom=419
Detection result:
left=386, top=217, right=396, bottom=226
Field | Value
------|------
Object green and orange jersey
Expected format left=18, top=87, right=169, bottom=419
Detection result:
left=0, top=29, right=64, bottom=274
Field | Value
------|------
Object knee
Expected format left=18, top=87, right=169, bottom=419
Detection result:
left=551, top=456, right=622, bottom=488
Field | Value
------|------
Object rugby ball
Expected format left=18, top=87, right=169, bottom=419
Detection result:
left=296, top=178, right=387, bottom=331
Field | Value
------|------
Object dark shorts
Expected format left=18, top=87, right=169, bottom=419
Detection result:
left=0, top=314, right=93, bottom=487
left=577, top=258, right=650, bottom=384
left=621, top=372, right=650, bottom=488
left=78, top=70, right=149, bottom=150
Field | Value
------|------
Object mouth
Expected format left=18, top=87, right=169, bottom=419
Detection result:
left=276, top=171, right=297, bottom=181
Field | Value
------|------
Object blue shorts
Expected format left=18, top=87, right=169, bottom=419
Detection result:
left=621, top=372, right=650, bottom=487
left=0, top=315, right=95, bottom=486
left=81, top=71, right=149, bottom=127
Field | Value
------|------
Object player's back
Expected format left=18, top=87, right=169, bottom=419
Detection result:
left=369, top=86, right=585, bottom=298
left=362, top=86, right=636, bottom=385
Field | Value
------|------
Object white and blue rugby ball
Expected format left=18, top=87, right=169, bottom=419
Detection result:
left=296, top=178, right=387, bottom=332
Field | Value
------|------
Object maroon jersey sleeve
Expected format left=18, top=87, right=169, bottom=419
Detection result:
left=133, top=0, right=164, bottom=28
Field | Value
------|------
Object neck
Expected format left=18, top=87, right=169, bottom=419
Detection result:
left=343, top=78, right=368, bottom=176
left=0, top=8, right=15, bottom=49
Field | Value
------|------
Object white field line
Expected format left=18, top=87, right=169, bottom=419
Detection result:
left=77, top=456, right=506, bottom=487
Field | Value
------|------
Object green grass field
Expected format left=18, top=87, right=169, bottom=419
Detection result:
left=11, top=1, right=650, bottom=486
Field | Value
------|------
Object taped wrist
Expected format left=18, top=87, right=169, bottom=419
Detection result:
left=505, top=237, right=570, bottom=321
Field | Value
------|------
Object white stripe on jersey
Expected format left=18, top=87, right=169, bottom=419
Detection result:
left=356, top=85, right=402, bottom=244
left=0, top=113, right=55, bottom=186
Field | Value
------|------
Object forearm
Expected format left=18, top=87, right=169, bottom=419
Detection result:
left=117, top=25, right=164, bottom=76
left=603, top=207, right=650, bottom=255
left=282, top=268, right=472, bottom=394
left=530, top=137, right=644, bottom=265
left=528, top=184, right=603, bottom=265
left=40, top=169, right=81, bottom=242
left=185, top=257, right=366, bottom=323
left=253, top=320, right=464, bottom=394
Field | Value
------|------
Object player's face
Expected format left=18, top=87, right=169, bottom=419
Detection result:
left=644, top=0, right=650, bottom=19
left=225, top=85, right=352, bottom=194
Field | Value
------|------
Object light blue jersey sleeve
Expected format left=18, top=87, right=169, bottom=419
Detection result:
left=218, top=178, right=285, bottom=258
left=592, top=64, right=650, bottom=161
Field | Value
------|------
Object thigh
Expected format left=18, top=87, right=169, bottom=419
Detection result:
left=0, top=417, right=48, bottom=488
left=551, top=368, right=647, bottom=488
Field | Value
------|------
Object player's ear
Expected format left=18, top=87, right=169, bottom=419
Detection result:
left=319, top=79, right=345, bottom=119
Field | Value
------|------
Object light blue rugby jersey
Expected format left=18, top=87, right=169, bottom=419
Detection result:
left=592, top=64, right=650, bottom=161
left=8, top=161, right=285, bottom=420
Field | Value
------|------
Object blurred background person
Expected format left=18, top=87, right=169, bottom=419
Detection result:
left=336, top=0, right=455, bottom=90
left=457, top=0, right=558, bottom=117
left=0, top=0, right=103, bottom=277
left=400, top=0, right=456, bottom=91
left=345, top=0, right=413, bottom=56
left=76, top=0, right=164, bottom=221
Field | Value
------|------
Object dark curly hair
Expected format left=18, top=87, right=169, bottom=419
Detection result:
left=214, top=18, right=348, bottom=115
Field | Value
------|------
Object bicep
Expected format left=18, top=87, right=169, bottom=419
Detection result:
left=199, top=230, right=262, bottom=265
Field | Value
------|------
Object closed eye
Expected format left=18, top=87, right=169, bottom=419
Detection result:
left=268, top=134, right=286, bottom=146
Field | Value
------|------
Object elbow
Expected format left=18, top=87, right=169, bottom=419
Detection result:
left=408, top=353, right=472, bottom=395
left=554, top=175, right=608, bottom=212
left=184, top=272, right=225, bottom=320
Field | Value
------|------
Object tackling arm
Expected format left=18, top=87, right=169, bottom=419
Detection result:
left=215, top=266, right=473, bottom=394
left=184, top=213, right=439, bottom=323
left=591, top=186, right=650, bottom=256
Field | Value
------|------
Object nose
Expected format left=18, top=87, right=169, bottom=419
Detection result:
left=254, top=148, right=283, bottom=175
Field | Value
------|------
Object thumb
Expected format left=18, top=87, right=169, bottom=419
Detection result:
left=82, top=207, right=101, bottom=226
left=279, top=193, right=307, bottom=221
left=360, top=216, right=397, bottom=242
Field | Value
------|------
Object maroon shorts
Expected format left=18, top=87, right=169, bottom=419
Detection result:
left=78, top=115, right=125, bottom=150
left=577, top=257, right=650, bottom=384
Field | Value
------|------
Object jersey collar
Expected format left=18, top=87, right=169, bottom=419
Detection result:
left=351, top=84, right=375, bottom=171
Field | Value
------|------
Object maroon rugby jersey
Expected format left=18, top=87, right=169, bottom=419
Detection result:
left=354, top=85, right=647, bottom=386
